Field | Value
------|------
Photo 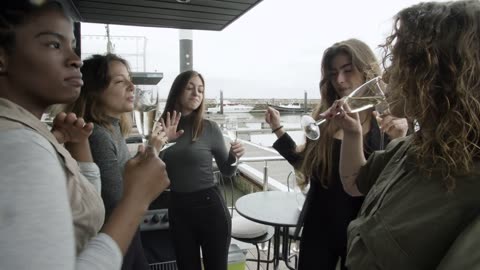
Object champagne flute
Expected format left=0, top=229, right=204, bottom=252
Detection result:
left=224, top=116, right=239, bottom=166
left=301, top=76, right=386, bottom=140
left=374, top=101, right=389, bottom=150
left=133, top=86, right=159, bottom=144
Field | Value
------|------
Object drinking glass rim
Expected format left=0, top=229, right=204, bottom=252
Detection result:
left=346, top=76, right=385, bottom=99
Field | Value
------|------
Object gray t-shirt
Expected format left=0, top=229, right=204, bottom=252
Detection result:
left=162, top=116, right=237, bottom=192
left=0, top=128, right=122, bottom=270
left=89, top=119, right=130, bottom=218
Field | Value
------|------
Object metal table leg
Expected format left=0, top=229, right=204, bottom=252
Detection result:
left=273, top=226, right=281, bottom=270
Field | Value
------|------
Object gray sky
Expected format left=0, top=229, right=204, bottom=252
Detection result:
left=80, top=0, right=449, bottom=99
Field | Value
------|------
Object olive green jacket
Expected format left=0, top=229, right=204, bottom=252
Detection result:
left=346, top=136, right=480, bottom=270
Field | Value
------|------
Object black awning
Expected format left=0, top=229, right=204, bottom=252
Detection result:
left=69, top=0, right=263, bottom=31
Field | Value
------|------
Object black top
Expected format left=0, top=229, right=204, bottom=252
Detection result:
left=272, top=118, right=387, bottom=249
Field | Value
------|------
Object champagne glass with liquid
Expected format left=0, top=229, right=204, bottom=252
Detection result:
left=301, top=76, right=386, bottom=140
left=133, top=86, right=158, bottom=143
left=224, top=116, right=239, bottom=166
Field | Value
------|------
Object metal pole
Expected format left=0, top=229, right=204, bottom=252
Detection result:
left=143, top=37, right=147, bottom=72
left=106, top=24, right=114, bottom=53
left=263, top=161, right=269, bottom=191
left=304, top=91, right=308, bottom=113
left=220, top=90, right=224, bottom=115
left=179, top=30, right=193, bottom=72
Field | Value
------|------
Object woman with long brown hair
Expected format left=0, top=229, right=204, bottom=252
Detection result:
left=160, top=70, right=245, bottom=270
left=265, top=39, right=408, bottom=269
left=333, top=1, right=480, bottom=269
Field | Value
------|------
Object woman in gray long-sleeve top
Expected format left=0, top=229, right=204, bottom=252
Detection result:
left=69, top=54, right=171, bottom=270
left=160, top=70, right=245, bottom=270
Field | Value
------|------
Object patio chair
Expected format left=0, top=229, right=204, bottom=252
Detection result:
left=214, top=171, right=274, bottom=270
left=286, top=170, right=304, bottom=262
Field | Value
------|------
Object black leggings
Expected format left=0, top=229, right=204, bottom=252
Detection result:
left=298, top=229, right=347, bottom=270
left=169, top=187, right=232, bottom=270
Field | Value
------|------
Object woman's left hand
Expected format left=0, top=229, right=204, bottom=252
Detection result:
left=148, top=110, right=185, bottom=153
left=373, top=111, right=408, bottom=139
left=148, top=127, right=169, bottom=153
left=51, top=112, right=94, bottom=144
left=160, top=111, right=184, bottom=141
left=230, top=140, right=245, bottom=161
left=326, top=98, right=363, bottom=135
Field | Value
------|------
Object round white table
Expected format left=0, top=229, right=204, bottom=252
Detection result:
left=236, top=191, right=302, bottom=270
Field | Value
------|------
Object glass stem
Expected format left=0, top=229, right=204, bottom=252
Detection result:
left=314, top=118, right=327, bottom=126
left=379, top=131, right=385, bottom=150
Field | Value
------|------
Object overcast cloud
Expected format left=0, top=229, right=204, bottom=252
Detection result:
left=80, top=0, right=450, bottom=99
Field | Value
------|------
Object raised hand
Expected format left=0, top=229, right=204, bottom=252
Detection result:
left=160, top=111, right=184, bottom=142
left=325, top=99, right=362, bottom=135
left=230, top=140, right=245, bottom=162
left=51, top=112, right=94, bottom=144
left=265, top=106, right=281, bottom=130
left=148, top=125, right=169, bottom=153
left=373, top=111, right=408, bottom=139
left=123, top=145, right=170, bottom=209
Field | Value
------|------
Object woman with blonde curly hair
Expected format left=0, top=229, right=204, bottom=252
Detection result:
left=331, top=1, right=480, bottom=269
left=265, top=38, right=408, bottom=269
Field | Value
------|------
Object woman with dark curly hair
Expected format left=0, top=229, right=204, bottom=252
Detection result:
left=330, top=1, right=480, bottom=269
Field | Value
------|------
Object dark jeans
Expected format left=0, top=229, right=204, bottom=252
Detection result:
left=169, top=186, right=232, bottom=270
left=296, top=187, right=349, bottom=270
left=122, top=229, right=149, bottom=270
left=298, top=198, right=347, bottom=270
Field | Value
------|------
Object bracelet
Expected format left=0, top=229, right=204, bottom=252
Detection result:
left=271, top=125, right=284, bottom=133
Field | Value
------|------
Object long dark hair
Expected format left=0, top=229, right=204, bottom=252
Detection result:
left=162, top=70, right=206, bottom=141
left=299, top=39, right=381, bottom=188
left=68, top=53, right=132, bottom=136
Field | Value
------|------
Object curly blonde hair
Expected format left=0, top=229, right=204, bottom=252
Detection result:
left=381, top=0, right=480, bottom=190
left=299, top=39, right=381, bottom=188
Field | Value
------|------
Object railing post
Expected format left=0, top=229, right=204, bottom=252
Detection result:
left=263, top=161, right=269, bottom=191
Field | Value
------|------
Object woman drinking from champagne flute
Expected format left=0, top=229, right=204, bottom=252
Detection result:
left=265, top=39, right=408, bottom=270
left=68, top=53, right=181, bottom=270
left=330, top=1, right=480, bottom=269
